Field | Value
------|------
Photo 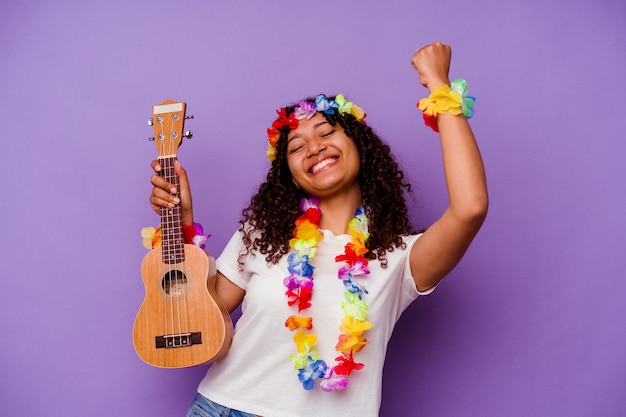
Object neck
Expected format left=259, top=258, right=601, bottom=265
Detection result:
left=317, top=189, right=363, bottom=235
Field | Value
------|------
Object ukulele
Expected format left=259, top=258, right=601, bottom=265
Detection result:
left=133, top=99, right=232, bottom=368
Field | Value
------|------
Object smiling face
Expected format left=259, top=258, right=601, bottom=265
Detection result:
left=286, top=113, right=361, bottom=200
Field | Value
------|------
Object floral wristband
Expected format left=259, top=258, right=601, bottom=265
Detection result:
left=141, top=222, right=210, bottom=250
left=417, top=79, right=475, bottom=132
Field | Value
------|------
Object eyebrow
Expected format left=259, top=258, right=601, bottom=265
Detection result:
left=287, top=121, right=329, bottom=142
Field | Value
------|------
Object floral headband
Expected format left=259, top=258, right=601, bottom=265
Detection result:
left=266, top=94, right=366, bottom=161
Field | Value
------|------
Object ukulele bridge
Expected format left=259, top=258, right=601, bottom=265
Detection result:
left=155, top=332, right=202, bottom=348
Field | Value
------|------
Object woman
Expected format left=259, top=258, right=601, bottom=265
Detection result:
left=149, top=42, right=488, bottom=417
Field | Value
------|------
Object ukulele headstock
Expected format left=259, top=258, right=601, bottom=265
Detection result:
left=149, top=99, right=193, bottom=158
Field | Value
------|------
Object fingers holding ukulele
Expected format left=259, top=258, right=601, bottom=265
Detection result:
left=149, top=160, right=193, bottom=223
left=173, top=161, right=194, bottom=224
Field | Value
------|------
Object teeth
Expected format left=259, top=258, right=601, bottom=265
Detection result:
left=311, top=158, right=336, bottom=173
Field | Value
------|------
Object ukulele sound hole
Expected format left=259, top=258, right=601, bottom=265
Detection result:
left=160, top=269, right=190, bottom=300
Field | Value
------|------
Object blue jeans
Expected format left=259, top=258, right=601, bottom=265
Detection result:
left=186, top=393, right=258, bottom=417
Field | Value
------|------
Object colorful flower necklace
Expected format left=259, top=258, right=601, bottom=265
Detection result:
left=284, top=198, right=373, bottom=392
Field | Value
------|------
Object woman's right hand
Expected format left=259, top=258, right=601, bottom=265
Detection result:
left=411, top=41, right=452, bottom=92
left=149, top=160, right=194, bottom=225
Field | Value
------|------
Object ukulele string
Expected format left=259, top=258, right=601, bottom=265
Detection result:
left=167, top=112, right=191, bottom=346
left=159, top=117, right=176, bottom=343
left=168, top=117, right=180, bottom=343
left=171, top=113, right=191, bottom=345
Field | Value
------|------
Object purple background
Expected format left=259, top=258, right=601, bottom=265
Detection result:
left=2, top=0, right=625, bottom=416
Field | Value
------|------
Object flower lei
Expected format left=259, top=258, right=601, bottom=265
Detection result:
left=417, top=79, right=476, bottom=132
left=266, top=94, right=366, bottom=161
left=141, top=222, right=210, bottom=249
left=284, top=198, right=372, bottom=392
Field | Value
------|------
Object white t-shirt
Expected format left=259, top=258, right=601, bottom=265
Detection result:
left=197, top=228, right=434, bottom=417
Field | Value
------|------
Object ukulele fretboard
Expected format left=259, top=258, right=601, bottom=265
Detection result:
left=159, top=156, right=184, bottom=264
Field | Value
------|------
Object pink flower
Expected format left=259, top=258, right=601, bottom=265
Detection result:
left=320, top=368, right=349, bottom=392
left=294, top=101, right=316, bottom=120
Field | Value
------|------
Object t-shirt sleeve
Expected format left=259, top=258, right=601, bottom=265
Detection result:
left=215, top=229, right=251, bottom=290
left=403, top=233, right=438, bottom=299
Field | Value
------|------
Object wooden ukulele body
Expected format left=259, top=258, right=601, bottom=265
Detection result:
left=133, top=244, right=232, bottom=368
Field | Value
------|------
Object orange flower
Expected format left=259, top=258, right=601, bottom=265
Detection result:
left=285, top=315, right=313, bottom=331
left=335, top=333, right=367, bottom=354
left=267, top=127, right=280, bottom=147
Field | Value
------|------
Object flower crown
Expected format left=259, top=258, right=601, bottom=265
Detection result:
left=266, top=94, right=366, bottom=161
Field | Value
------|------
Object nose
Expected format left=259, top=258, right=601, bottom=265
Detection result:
left=307, top=138, right=327, bottom=157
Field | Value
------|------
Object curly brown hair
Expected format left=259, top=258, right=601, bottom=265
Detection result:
left=238, top=95, right=416, bottom=268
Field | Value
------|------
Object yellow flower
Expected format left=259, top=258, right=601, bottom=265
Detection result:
left=350, top=104, right=366, bottom=121
left=293, top=330, right=317, bottom=353
left=418, top=84, right=463, bottom=116
left=141, top=226, right=161, bottom=249
left=267, top=146, right=277, bottom=162
left=339, top=316, right=373, bottom=337
left=294, top=220, right=324, bottom=242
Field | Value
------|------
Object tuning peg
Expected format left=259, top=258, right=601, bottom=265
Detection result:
left=148, top=118, right=154, bottom=126
left=185, top=115, right=194, bottom=120
left=148, top=136, right=154, bottom=141
left=183, top=130, right=193, bottom=139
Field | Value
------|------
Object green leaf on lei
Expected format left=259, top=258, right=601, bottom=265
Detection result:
left=341, top=292, right=368, bottom=321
